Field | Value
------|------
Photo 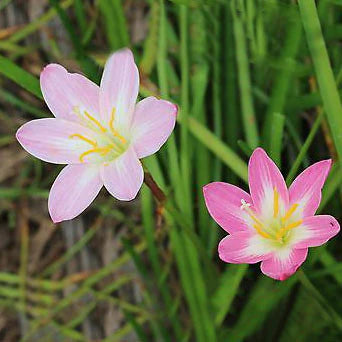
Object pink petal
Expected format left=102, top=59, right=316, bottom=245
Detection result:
left=218, top=231, right=274, bottom=264
left=99, top=49, right=139, bottom=131
left=289, top=159, right=331, bottom=217
left=40, top=64, right=100, bottom=123
left=260, top=248, right=308, bottom=281
left=248, top=148, right=289, bottom=214
left=203, top=182, right=252, bottom=234
left=48, top=164, right=103, bottom=223
left=293, top=215, right=340, bottom=249
left=101, top=147, right=143, bottom=201
left=131, top=97, right=177, bottom=158
left=16, top=118, right=98, bottom=164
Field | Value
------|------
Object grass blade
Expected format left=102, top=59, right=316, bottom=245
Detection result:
left=298, top=0, right=342, bottom=161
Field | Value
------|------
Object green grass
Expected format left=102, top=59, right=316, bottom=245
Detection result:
left=1, top=0, right=342, bottom=341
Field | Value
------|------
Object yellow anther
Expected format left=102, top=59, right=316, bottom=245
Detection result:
left=109, top=108, right=127, bottom=144
left=109, top=107, right=116, bottom=131
left=79, top=147, right=111, bottom=162
left=273, top=187, right=279, bottom=218
left=70, top=134, right=97, bottom=147
left=282, top=203, right=299, bottom=223
left=84, top=111, right=107, bottom=133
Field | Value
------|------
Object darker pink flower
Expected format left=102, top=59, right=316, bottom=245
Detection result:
left=203, top=148, right=339, bottom=281
left=16, top=49, right=177, bottom=223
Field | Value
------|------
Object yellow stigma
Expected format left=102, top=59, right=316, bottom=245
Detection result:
left=273, top=187, right=279, bottom=218
left=84, top=111, right=107, bottom=133
left=109, top=108, right=127, bottom=144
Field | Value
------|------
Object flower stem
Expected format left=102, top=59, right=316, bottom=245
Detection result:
left=143, top=171, right=166, bottom=204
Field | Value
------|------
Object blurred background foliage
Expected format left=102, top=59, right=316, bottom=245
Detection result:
left=1, top=0, right=342, bottom=341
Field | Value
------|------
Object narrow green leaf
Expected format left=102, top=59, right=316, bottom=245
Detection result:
left=186, top=117, right=248, bottom=182
left=298, top=0, right=342, bottom=161
left=231, top=0, right=259, bottom=149
left=286, top=111, right=325, bottom=185
left=0, top=56, right=42, bottom=99
left=212, top=264, right=248, bottom=326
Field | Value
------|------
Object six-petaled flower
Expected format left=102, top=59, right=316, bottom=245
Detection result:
left=203, top=148, right=340, bottom=281
left=16, top=49, right=177, bottom=223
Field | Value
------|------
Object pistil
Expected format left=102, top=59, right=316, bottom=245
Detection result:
left=240, top=200, right=271, bottom=238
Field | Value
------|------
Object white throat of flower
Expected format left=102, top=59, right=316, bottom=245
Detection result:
left=240, top=188, right=303, bottom=244
left=69, top=107, right=128, bottom=163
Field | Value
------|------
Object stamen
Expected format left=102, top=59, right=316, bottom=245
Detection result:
left=273, top=187, right=279, bottom=218
left=108, top=142, right=123, bottom=154
left=240, top=198, right=302, bottom=242
left=282, top=203, right=299, bottom=223
left=79, top=146, right=111, bottom=162
left=109, top=108, right=127, bottom=144
left=248, top=212, right=264, bottom=228
left=253, top=224, right=271, bottom=239
left=282, top=220, right=302, bottom=231
left=276, top=220, right=303, bottom=241
left=70, top=107, right=128, bottom=163
left=84, top=111, right=107, bottom=133
left=70, top=134, right=97, bottom=147
left=109, top=107, right=116, bottom=132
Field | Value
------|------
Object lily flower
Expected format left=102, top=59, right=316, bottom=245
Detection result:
left=203, top=148, right=339, bottom=280
left=16, top=49, right=177, bottom=223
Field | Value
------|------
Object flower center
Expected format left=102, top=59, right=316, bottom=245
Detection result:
left=70, top=107, right=128, bottom=163
left=240, top=188, right=302, bottom=244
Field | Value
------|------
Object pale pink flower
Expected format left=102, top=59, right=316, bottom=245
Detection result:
left=203, top=148, right=339, bottom=280
left=16, top=49, right=177, bottom=223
